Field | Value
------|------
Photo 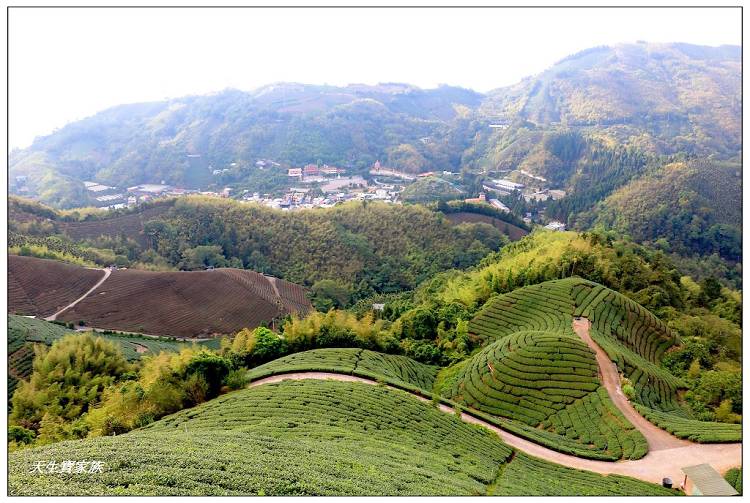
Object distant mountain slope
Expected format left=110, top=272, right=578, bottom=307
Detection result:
left=10, top=84, right=483, bottom=207
left=581, top=160, right=742, bottom=261
left=9, top=42, right=739, bottom=209
left=476, top=43, right=740, bottom=159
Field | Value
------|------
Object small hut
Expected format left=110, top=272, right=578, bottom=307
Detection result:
left=681, top=464, right=739, bottom=496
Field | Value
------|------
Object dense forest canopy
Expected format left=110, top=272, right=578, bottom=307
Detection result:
left=9, top=196, right=507, bottom=305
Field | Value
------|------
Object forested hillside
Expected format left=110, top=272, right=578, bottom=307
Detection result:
left=9, top=196, right=506, bottom=305
left=10, top=43, right=740, bottom=210
left=476, top=43, right=740, bottom=159
left=582, top=160, right=741, bottom=260
left=9, top=84, right=483, bottom=207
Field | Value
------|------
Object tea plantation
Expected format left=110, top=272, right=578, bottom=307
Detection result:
left=247, top=348, right=438, bottom=391
left=634, top=404, right=742, bottom=443
left=465, top=277, right=740, bottom=446
left=8, top=379, right=677, bottom=496
left=9, top=380, right=513, bottom=496
left=489, top=453, right=679, bottom=496
left=444, top=330, right=647, bottom=460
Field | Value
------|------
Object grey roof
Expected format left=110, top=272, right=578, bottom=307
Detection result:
left=682, top=464, right=739, bottom=496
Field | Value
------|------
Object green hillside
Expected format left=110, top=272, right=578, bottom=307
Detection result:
left=581, top=160, right=742, bottom=261
left=247, top=348, right=438, bottom=391
left=463, top=277, right=740, bottom=443
left=9, top=380, right=513, bottom=496
left=478, top=43, right=740, bottom=159
left=8, top=379, right=677, bottom=496
left=10, top=196, right=505, bottom=303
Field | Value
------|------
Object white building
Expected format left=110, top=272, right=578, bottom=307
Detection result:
left=544, top=221, right=567, bottom=232
left=489, top=199, right=510, bottom=212
left=492, top=179, right=525, bottom=191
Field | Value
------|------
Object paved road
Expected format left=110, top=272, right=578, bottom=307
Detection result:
left=44, top=267, right=112, bottom=321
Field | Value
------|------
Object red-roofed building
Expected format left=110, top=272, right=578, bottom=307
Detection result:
left=465, top=193, right=487, bottom=204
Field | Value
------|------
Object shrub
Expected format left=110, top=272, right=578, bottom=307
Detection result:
left=224, top=369, right=249, bottom=390
left=10, top=334, right=130, bottom=435
left=185, top=352, right=231, bottom=398
left=8, top=426, right=35, bottom=445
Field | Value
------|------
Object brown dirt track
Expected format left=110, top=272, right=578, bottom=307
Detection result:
left=8, top=255, right=107, bottom=317
left=445, top=212, right=528, bottom=241
left=57, top=266, right=311, bottom=337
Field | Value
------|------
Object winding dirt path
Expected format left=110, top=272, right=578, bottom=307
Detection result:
left=249, top=370, right=741, bottom=486
left=572, top=318, right=690, bottom=452
left=44, top=267, right=112, bottom=321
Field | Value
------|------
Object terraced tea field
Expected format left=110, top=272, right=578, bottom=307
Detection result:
left=9, top=256, right=312, bottom=337
left=469, top=279, right=577, bottom=343
left=8, top=380, right=514, bottom=496
left=444, top=330, right=646, bottom=460
left=490, top=453, right=678, bottom=496
left=9, top=255, right=106, bottom=317
left=247, top=348, right=438, bottom=391
left=634, top=404, right=742, bottom=443
left=465, top=277, right=741, bottom=446
left=58, top=204, right=170, bottom=246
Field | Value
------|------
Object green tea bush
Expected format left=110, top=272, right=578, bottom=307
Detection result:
left=246, top=348, right=438, bottom=391
left=490, top=453, right=679, bottom=496
left=9, top=380, right=513, bottom=496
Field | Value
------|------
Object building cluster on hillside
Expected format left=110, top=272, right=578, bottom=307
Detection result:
left=524, top=188, right=567, bottom=202
left=482, top=178, right=526, bottom=196
left=480, top=169, right=568, bottom=214
left=544, top=221, right=567, bottom=231
left=241, top=174, right=400, bottom=210
left=287, top=164, right=347, bottom=179
left=83, top=181, right=232, bottom=210
left=463, top=193, right=511, bottom=213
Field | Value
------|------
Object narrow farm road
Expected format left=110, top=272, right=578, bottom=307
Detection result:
left=44, top=267, right=111, bottom=321
left=249, top=373, right=741, bottom=486
left=572, top=318, right=690, bottom=452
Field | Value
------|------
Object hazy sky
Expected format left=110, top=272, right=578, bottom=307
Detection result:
left=9, top=6, right=741, bottom=149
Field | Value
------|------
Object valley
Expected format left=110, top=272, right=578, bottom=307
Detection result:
left=6, top=37, right=742, bottom=498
